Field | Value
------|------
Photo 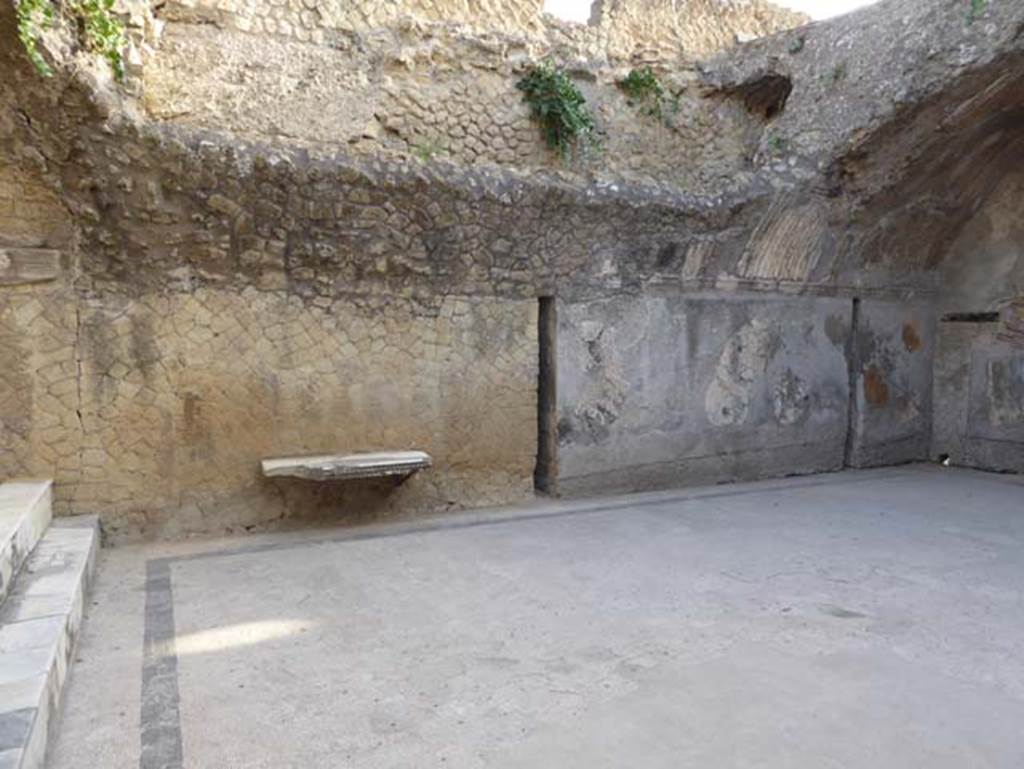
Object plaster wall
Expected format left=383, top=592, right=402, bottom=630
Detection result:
left=933, top=324, right=1024, bottom=473
left=846, top=299, right=936, bottom=468
left=555, top=293, right=852, bottom=495
left=932, top=173, right=1024, bottom=473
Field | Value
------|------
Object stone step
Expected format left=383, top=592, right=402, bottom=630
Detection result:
left=0, top=483, right=53, bottom=608
left=0, top=517, right=100, bottom=769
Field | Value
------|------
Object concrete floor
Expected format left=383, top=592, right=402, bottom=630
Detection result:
left=50, top=465, right=1024, bottom=768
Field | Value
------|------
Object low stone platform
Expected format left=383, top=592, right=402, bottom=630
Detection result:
left=0, top=483, right=51, bottom=607
left=261, top=451, right=432, bottom=481
left=0, top=517, right=99, bottom=769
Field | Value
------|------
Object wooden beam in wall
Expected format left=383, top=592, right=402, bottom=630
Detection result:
left=0, top=248, right=61, bottom=286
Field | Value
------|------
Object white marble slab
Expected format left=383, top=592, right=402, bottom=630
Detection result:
left=261, top=451, right=432, bottom=481
left=0, top=483, right=52, bottom=608
left=0, top=517, right=99, bottom=769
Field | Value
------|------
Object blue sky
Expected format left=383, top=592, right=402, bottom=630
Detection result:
left=543, top=0, right=878, bottom=23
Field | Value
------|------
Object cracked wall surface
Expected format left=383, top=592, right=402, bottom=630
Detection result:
left=3, top=285, right=537, bottom=541
left=846, top=300, right=935, bottom=468
left=0, top=287, right=79, bottom=487
left=556, top=293, right=851, bottom=495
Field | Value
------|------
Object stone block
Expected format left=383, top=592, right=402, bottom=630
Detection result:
left=262, top=451, right=432, bottom=481
left=0, top=517, right=99, bottom=769
left=0, top=482, right=52, bottom=608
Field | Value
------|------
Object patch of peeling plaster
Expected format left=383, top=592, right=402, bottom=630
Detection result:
left=705, top=318, right=779, bottom=426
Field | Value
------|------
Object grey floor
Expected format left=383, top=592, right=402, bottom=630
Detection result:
left=50, top=465, right=1024, bottom=768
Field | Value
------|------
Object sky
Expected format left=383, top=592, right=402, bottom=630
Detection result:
left=543, top=0, right=878, bottom=23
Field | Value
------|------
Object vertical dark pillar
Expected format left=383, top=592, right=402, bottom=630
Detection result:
left=843, top=297, right=861, bottom=467
left=535, top=296, right=558, bottom=495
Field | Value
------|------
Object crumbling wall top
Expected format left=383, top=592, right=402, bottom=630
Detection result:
left=157, top=0, right=807, bottom=60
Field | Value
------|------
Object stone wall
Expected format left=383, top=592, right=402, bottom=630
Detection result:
left=1, top=154, right=542, bottom=542
left=939, top=173, right=1024, bottom=319
left=160, top=0, right=548, bottom=43
left=589, top=0, right=808, bottom=59
left=0, top=122, right=945, bottom=540
left=134, top=0, right=807, bottom=192
left=140, top=23, right=763, bottom=192
left=2, top=0, right=1023, bottom=542
left=0, top=163, right=70, bottom=248
left=156, top=0, right=804, bottom=56
left=0, top=283, right=537, bottom=541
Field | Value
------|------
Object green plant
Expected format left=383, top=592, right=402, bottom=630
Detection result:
left=75, top=0, right=127, bottom=80
left=617, top=66, right=666, bottom=118
left=516, top=61, right=596, bottom=158
left=967, top=0, right=987, bottom=24
left=787, top=35, right=805, bottom=55
left=819, top=62, right=848, bottom=86
left=766, top=133, right=788, bottom=155
left=16, top=0, right=55, bottom=77
left=15, top=0, right=126, bottom=80
left=666, top=91, right=682, bottom=119
left=411, top=138, right=447, bottom=162
left=617, top=67, right=683, bottom=128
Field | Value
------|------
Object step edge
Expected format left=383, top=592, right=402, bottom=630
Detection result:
left=0, top=482, right=54, bottom=609
left=0, top=518, right=98, bottom=769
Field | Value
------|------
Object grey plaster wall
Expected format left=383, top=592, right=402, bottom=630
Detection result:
left=932, top=323, right=1024, bottom=473
left=846, top=299, right=936, bottom=468
left=555, top=292, right=852, bottom=495
left=930, top=171, right=1024, bottom=474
